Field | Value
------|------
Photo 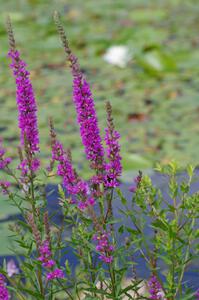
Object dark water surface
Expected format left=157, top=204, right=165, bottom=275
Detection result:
left=0, top=170, right=198, bottom=290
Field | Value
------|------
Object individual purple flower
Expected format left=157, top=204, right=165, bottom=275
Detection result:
left=86, top=197, right=95, bottom=206
left=78, top=201, right=88, bottom=211
left=6, top=260, right=19, bottom=277
left=0, top=181, right=11, bottom=194
left=46, top=268, right=64, bottom=281
left=104, top=102, right=122, bottom=188
left=195, top=289, right=199, bottom=300
left=148, top=275, right=165, bottom=300
left=8, top=50, right=39, bottom=154
left=99, top=255, right=113, bottom=264
left=0, top=274, right=9, bottom=300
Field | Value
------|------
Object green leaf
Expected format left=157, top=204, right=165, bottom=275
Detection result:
left=152, top=219, right=168, bottom=232
left=116, top=188, right=127, bottom=205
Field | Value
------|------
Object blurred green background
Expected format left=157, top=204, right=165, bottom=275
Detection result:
left=0, top=0, right=199, bottom=254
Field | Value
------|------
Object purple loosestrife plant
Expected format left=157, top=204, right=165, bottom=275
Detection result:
left=53, top=16, right=118, bottom=274
left=0, top=14, right=198, bottom=300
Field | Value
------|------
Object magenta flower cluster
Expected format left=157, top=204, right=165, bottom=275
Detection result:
left=38, top=240, right=64, bottom=281
left=148, top=275, right=165, bottom=300
left=72, top=75, right=105, bottom=174
left=38, top=240, right=55, bottom=268
left=93, top=231, right=114, bottom=263
left=46, top=269, right=64, bottom=281
left=104, top=128, right=122, bottom=188
left=195, top=289, right=199, bottom=300
left=0, top=274, right=9, bottom=300
left=8, top=50, right=39, bottom=154
left=18, top=157, right=40, bottom=176
left=52, top=140, right=96, bottom=210
left=52, top=140, right=88, bottom=196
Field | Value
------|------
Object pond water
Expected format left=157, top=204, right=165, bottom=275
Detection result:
left=0, top=170, right=198, bottom=290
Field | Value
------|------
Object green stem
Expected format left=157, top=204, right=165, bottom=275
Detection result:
left=56, top=279, right=74, bottom=300
left=29, top=170, right=44, bottom=297
left=108, top=264, right=116, bottom=299
left=175, top=216, right=195, bottom=296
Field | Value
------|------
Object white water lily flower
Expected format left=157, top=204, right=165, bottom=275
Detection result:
left=103, top=45, right=132, bottom=67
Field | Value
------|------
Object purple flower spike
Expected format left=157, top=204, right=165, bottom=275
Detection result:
left=54, top=17, right=105, bottom=175
left=38, top=240, right=54, bottom=268
left=73, top=75, right=105, bottom=173
left=93, top=230, right=114, bottom=264
left=8, top=50, right=39, bottom=154
left=38, top=239, right=64, bottom=280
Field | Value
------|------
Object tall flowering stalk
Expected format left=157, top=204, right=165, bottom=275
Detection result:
left=7, top=17, right=40, bottom=174
left=54, top=12, right=105, bottom=177
left=104, top=101, right=122, bottom=188
left=53, top=14, right=116, bottom=271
